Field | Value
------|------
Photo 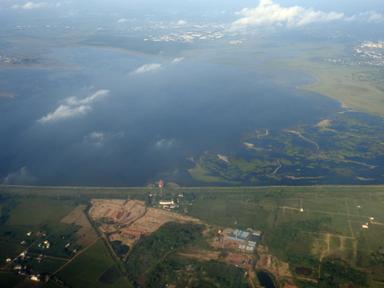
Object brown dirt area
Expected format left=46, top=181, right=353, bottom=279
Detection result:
left=89, top=199, right=201, bottom=246
left=61, top=205, right=98, bottom=247
left=89, top=199, right=146, bottom=226
left=179, top=249, right=220, bottom=262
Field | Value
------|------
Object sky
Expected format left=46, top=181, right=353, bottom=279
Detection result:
left=1, top=0, right=383, bottom=22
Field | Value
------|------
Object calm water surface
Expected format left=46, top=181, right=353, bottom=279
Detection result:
left=0, top=45, right=339, bottom=185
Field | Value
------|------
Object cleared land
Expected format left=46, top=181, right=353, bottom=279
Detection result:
left=61, top=205, right=98, bottom=247
left=89, top=199, right=200, bottom=246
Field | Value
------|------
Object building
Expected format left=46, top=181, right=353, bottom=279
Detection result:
left=228, top=229, right=250, bottom=241
left=159, top=200, right=177, bottom=209
left=223, top=228, right=263, bottom=253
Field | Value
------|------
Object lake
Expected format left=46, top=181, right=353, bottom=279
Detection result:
left=0, top=42, right=339, bottom=186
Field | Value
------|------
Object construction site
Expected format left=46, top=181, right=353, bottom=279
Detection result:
left=88, top=199, right=201, bottom=246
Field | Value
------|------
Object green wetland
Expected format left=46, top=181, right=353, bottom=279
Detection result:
left=189, top=112, right=384, bottom=186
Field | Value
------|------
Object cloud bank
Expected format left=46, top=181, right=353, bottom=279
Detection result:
left=131, top=63, right=162, bottom=75
left=38, top=89, right=109, bottom=124
left=2, top=167, right=37, bottom=185
left=232, top=0, right=344, bottom=28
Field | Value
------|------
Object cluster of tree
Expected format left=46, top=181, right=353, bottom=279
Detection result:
left=319, top=258, right=368, bottom=287
left=370, top=248, right=384, bottom=266
left=126, top=220, right=248, bottom=288
left=125, top=222, right=204, bottom=285
left=145, top=256, right=248, bottom=288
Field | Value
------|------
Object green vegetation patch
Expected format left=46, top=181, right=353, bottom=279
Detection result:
left=126, top=222, right=204, bottom=285
left=185, top=186, right=384, bottom=286
left=58, top=239, right=132, bottom=288
left=146, top=256, right=248, bottom=288
left=6, top=198, right=75, bottom=226
left=268, top=218, right=332, bottom=261
left=319, top=258, right=368, bottom=287
left=271, top=41, right=384, bottom=116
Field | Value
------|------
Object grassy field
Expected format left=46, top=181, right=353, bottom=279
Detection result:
left=0, top=197, right=78, bottom=260
left=186, top=186, right=384, bottom=287
left=278, top=42, right=384, bottom=116
left=294, top=59, right=384, bottom=116
left=0, top=185, right=152, bottom=200
left=6, top=198, right=75, bottom=226
left=58, top=239, right=132, bottom=288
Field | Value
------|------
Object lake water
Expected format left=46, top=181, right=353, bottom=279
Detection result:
left=257, top=271, right=276, bottom=288
left=0, top=44, right=339, bottom=186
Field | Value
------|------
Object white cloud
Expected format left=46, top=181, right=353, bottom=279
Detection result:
left=229, top=40, right=243, bottom=45
left=131, top=63, right=162, bottom=75
left=232, top=0, right=344, bottom=28
left=39, top=105, right=90, bottom=124
left=65, top=89, right=109, bottom=106
left=85, top=131, right=105, bottom=145
left=176, top=20, right=187, bottom=26
left=117, top=18, right=128, bottom=24
left=155, top=138, right=176, bottom=149
left=84, top=130, right=125, bottom=146
left=38, top=89, right=109, bottom=124
left=172, top=57, right=184, bottom=64
left=2, top=167, right=37, bottom=185
left=348, top=11, right=384, bottom=23
left=12, top=1, right=47, bottom=10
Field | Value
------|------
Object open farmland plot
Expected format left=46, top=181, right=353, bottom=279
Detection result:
left=0, top=198, right=78, bottom=260
left=61, top=205, right=98, bottom=247
left=6, top=198, right=75, bottom=226
left=187, top=186, right=384, bottom=286
left=0, top=196, right=109, bottom=286
left=57, top=239, right=132, bottom=288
